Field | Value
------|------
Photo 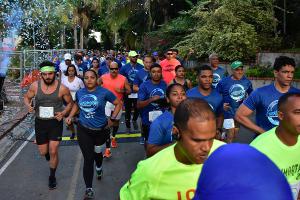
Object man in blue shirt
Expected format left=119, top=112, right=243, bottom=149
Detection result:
left=133, top=55, right=154, bottom=92
left=217, top=61, right=253, bottom=143
left=187, top=65, right=224, bottom=137
left=74, top=54, right=88, bottom=79
left=235, top=56, right=300, bottom=135
left=209, top=53, right=227, bottom=88
left=120, top=51, right=144, bottom=131
left=137, top=63, right=167, bottom=144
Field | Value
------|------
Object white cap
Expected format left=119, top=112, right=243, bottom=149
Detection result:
left=64, top=53, right=72, bottom=60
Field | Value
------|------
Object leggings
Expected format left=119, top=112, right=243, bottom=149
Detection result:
left=77, top=123, right=110, bottom=188
left=124, top=97, right=139, bottom=127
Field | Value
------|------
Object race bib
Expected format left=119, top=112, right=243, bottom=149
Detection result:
left=128, top=93, right=138, bottom=99
left=39, top=106, right=54, bottom=118
left=290, top=181, right=300, bottom=200
left=223, top=118, right=235, bottom=129
left=78, top=71, right=83, bottom=76
left=70, top=91, right=76, bottom=101
left=149, top=110, right=163, bottom=122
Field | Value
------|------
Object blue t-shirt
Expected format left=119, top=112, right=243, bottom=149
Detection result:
left=98, top=63, right=110, bottom=77
left=212, top=66, right=226, bottom=88
left=77, top=62, right=88, bottom=74
left=217, top=76, right=253, bottom=118
left=76, top=87, right=116, bottom=129
left=138, top=80, right=167, bottom=125
left=148, top=111, right=174, bottom=145
left=243, top=84, right=300, bottom=131
left=186, top=87, right=223, bottom=115
left=133, top=68, right=150, bottom=87
left=120, top=63, right=144, bottom=85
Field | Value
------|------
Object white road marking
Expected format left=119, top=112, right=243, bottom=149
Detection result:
left=0, top=131, right=35, bottom=176
left=66, top=148, right=82, bottom=200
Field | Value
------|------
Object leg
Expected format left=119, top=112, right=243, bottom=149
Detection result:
left=69, top=123, right=76, bottom=139
left=124, top=97, right=132, bottom=128
left=132, top=98, right=139, bottom=121
left=37, top=143, right=49, bottom=156
left=48, top=141, right=60, bottom=170
left=226, top=128, right=235, bottom=143
left=94, top=128, right=109, bottom=168
left=77, top=124, right=95, bottom=188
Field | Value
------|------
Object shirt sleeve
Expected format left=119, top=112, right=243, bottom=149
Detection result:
left=79, top=79, right=85, bottom=89
left=119, top=161, right=151, bottom=200
left=246, top=81, right=253, bottom=96
left=133, top=74, right=140, bottom=86
left=105, top=89, right=117, bottom=103
left=138, top=83, right=147, bottom=101
left=243, top=89, right=260, bottom=111
left=148, top=117, right=164, bottom=145
left=216, top=80, right=223, bottom=94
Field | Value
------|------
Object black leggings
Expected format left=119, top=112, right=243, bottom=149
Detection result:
left=124, top=97, right=139, bottom=127
left=77, top=123, right=110, bottom=188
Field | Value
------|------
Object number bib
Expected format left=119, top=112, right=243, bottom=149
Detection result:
left=149, top=110, right=163, bottom=122
left=223, top=118, right=235, bottom=129
left=39, top=106, right=54, bottom=119
left=128, top=93, right=138, bottom=99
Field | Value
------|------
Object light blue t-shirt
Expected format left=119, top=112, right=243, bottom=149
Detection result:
left=76, top=87, right=116, bottom=129
left=243, top=84, right=300, bottom=131
left=148, top=111, right=174, bottom=145
left=133, top=68, right=150, bottom=87
left=217, top=75, right=253, bottom=118
left=212, top=66, right=226, bottom=88
left=187, top=87, right=223, bottom=115
left=138, top=80, right=167, bottom=125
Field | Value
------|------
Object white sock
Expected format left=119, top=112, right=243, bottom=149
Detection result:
left=96, top=166, right=102, bottom=171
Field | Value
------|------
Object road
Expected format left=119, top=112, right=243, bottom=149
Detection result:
left=0, top=114, right=255, bottom=200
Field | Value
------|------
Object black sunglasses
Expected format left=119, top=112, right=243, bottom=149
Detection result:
left=110, top=68, right=118, bottom=71
left=167, top=53, right=173, bottom=55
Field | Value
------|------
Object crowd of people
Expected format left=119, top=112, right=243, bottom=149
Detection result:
left=23, top=48, right=300, bottom=200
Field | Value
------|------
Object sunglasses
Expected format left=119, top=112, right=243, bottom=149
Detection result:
left=110, top=68, right=119, bottom=71
left=167, top=53, right=173, bottom=55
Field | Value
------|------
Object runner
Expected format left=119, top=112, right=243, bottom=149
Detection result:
left=186, top=65, right=224, bottom=138
left=235, top=56, right=300, bottom=134
left=75, top=54, right=88, bottom=79
left=169, top=65, right=192, bottom=91
left=99, top=62, right=131, bottom=158
left=194, top=144, right=293, bottom=200
left=209, top=53, right=226, bottom=88
left=137, top=63, right=167, bottom=144
left=146, top=83, right=186, bottom=157
left=251, top=93, right=300, bottom=200
left=120, top=99, right=224, bottom=199
left=24, top=61, right=73, bottom=190
left=61, top=64, right=85, bottom=139
left=120, top=51, right=144, bottom=132
left=65, top=69, right=122, bottom=199
left=159, top=49, right=181, bottom=84
left=217, top=61, right=253, bottom=143
left=90, top=58, right=101, bottom=76
left=59, top=53, right=78, bottom=78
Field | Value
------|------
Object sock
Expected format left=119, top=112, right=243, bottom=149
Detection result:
left=50, top=168, right=56, bottom=178
left=95, top=166, right=102, bottom=171
left=45, top=152, right=50, bottom=161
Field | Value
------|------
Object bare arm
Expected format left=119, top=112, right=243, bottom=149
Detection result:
left=98, top=77, right=102, bottom=86
left=124, top=79, right=131, bottom=95
left=235, top=104, right=265, bottom=134
left=146, top=143, right=172, bottom=157
left=133, top=84, right=139, bottom=93
left=111, top=98, right=122, bottom=119
left=137, top=96, right=160, bottom=109
left=24, top=82, right=37, bottom=113
left=186, top=79, right=193, bottom=89
left=55, top=85, right=73, bottom=121
left=216, top=113, right=224, bottom=130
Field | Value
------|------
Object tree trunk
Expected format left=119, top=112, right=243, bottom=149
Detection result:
left=80, top=25, right=84, bottom=49
left=74, top=25, right=78, bottom=49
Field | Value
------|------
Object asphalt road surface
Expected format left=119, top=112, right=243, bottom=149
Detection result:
left=0, top=114, right=256, bottom=200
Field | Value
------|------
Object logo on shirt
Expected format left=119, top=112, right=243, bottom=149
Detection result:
left=212, top=73, right=220, bottom=87
left=229, top=84, right=245, bottom=102
left=266, top=100, right=279, bottom=126
left=79, top=94, right=98, bottom=118
left=150, top=88, right=165, bottom=107
left=128, top=69, right=138, bottom=82
left=208, top=103, right=215, bottom=111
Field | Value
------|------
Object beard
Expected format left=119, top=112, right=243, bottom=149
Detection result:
left=42, top=77, right=55, bottom=86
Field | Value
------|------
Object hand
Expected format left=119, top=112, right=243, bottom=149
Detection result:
left=151, top=95, right=161, bottom=102
left=55, top=111, right=65, bottom=121
left=27, top=104, right=34, bottom=113
left=65, top=117, right=72, bottom=125
left=115, top=88, right=125, bottom=93
left=223, top=103, right=231, bottom=111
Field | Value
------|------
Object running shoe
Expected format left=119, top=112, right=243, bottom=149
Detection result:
left=84, top=188, right=94, bottom=199
left=111, top=137, right=117, bottom=148
left=96, top=168, right=103, bottom=180
left=103, top=148, right=112, bottom=158
left=139, top=137, right=145, bottom=145
left=48, top=176, right=57, bottom=190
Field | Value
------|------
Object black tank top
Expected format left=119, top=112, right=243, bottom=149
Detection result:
left=172, top=79, right=189, bottom=91
left=35, top=80, right=63, bottom=119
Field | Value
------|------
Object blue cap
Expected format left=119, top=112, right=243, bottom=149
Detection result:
left=193, top=144, right=293, bottom=200
left=152, top=51, right=158, bottom=56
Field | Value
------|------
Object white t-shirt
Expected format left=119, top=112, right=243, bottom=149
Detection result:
left=61, top=76, right=84, bottom=100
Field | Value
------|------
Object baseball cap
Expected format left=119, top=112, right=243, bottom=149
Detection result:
left=152, top=51, right=158, bottom=56
left=128, top=51, right=138, bottom=57
left=193, top=144, right=293, bottom=200
left=231, top=61, right=243, bottom=69
left=64, top=53, right=72, bottom=60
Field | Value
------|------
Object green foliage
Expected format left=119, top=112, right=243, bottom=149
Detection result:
left=246, top=64, right=300, bottom=79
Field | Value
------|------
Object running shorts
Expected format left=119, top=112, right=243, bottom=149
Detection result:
left=35, top=118, right=63, bottom=145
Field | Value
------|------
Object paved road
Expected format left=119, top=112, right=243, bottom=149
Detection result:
left=0, top=114, right=256, bottom=200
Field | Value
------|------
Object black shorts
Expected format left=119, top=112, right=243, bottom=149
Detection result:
left=77, top=123, right=110, bottom=146
left=35, top=118, right=63, bottom=145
